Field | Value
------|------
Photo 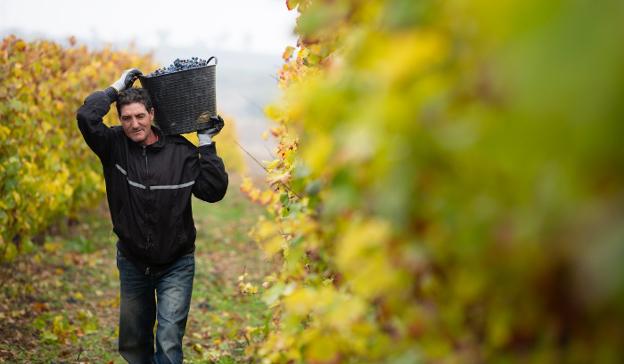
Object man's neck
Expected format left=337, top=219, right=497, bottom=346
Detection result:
left=142, top=130, right=159, bottom=146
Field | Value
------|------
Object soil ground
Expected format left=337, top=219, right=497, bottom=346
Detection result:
left=0, top=175, right=271, bottom=363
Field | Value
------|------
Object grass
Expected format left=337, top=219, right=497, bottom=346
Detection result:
left=0, top=175, right=272, bottom=363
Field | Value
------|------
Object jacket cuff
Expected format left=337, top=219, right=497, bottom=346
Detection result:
left=199, top=142, right=217, bottom=154
left=104, top=87, right=118, bottom=102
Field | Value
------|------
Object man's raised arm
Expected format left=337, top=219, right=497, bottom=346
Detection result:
left=76, top=68, right=141, bottom=162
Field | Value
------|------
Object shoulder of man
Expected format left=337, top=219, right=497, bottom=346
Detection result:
left=108, top=125, right=125, bottom=139
left=165, top=134, right=197, bottom=153
left=166, top=134, right=198, bottom=149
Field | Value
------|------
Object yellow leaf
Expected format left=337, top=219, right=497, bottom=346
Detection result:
left=282, top=46, right=296, bottom=61
left=268, top=171, right=291, bottom=186
left=323, top=294, right=366, bottom=332
left=335, top=219, right=402, bottom=298
left=44, top=242, right=62, bottom=253
left=11, top=191, right=21, bottom=205
left=262, top=236, right=285, bottom=257
left=193, top=343, right=204, bottom=354
left=302, top=132, right=333, bottom=175
left=335, top=219, right=390, bottom=268
left=304, top=331, right=340, bottom=363
left=3, top=243, right=18, bottom=261
left=54, top=101, right=64, bottom=112
left=286, top=0, right=299, bottom=11
left=284, top=286, right=336, bottom=316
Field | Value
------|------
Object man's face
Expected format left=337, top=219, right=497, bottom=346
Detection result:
left=120, top=102, right=155, bottom=144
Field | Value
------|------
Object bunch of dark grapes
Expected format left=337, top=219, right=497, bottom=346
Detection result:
left=146, top=57, right=211, bottom=77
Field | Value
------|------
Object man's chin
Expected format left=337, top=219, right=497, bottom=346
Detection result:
left=129, top=133, right=145, bottom=143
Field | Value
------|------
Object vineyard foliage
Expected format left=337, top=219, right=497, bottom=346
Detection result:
left=243, top=0, right=624, bottom=362
left=0, top=36, right=155, bottom=261
left=0, top=36, right=243, bottom=263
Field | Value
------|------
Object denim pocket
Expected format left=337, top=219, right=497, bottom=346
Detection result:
left=116, top=248, right=131, bottom=270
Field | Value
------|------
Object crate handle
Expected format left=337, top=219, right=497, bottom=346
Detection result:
left=207, top=56, right=217, bottom=66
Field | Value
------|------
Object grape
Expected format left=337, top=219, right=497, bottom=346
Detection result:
left=145, top=57, right=212, bottom=77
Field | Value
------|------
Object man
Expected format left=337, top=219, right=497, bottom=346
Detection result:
left=76, top=68, right=228, bottom=363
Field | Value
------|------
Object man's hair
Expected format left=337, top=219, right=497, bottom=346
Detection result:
left=116, top=88, right=153, bottom=116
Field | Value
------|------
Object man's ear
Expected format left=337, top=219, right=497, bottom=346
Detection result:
left=148, top=107, right=154, bottom=124
left=148, top=107, right=155, bottom=122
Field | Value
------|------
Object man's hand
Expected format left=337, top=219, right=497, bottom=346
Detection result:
left=111, top=68, right=142, bottom=92
left=198, top=115, right=225, bottom=146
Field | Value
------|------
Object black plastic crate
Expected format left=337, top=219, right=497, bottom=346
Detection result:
left=138, top=57, right=217, bottom=135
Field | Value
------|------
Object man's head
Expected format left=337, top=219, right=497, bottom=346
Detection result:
left=116, top=88, right=156, bottom=145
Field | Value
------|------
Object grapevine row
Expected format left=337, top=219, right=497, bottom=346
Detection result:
left=243, top=0, right=624, bottom=362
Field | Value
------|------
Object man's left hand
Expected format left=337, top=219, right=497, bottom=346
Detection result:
left=198, top=115, right=224, bottom=146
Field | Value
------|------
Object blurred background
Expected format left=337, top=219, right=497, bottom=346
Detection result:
left=0, top=0, right=298, bottom=175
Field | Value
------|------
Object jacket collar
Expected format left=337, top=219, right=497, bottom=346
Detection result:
left=149, top=126, right=166, bottom=149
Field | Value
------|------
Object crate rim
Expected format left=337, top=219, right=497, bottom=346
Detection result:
left=139, top=56, right=218, bottom=80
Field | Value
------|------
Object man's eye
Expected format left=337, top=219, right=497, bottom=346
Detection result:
left=137, top=114, right=145, bottom=119
left=121, top=117, right=131, bottom=122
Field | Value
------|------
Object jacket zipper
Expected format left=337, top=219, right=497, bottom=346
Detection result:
left=142, top=146, right=152, bottom=262
left=142, top=146, right=149, bottom=180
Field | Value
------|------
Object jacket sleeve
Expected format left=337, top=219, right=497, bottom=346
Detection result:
left=192, top=143, right=228, bottom=202
left=76, top=87, right=118, bottom=163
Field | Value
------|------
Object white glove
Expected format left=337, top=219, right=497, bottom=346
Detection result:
left=198, top=133, right=213, bottom=146
left=198, top=115, right=224, bottom=146
left=111, top=68, right=142, bottom=92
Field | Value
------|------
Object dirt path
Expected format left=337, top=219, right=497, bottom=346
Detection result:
left=0, top=176, right=270, bottom=363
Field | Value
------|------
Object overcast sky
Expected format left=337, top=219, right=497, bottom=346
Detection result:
left=0, top=0, right=299, bottom=55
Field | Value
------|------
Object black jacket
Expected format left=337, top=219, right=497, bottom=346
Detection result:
left=76, top=87, right=228, bottom=274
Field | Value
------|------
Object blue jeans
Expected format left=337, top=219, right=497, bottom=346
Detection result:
left=116, top=249, right=195, bottom=364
